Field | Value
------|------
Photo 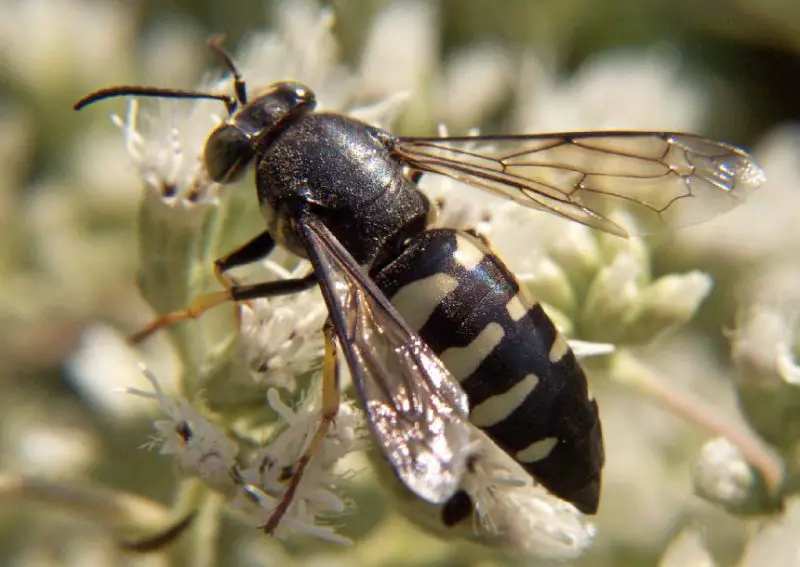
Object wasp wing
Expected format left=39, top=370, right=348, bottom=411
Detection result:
left=394, top=132, right=765, bottom=237
left=297, top=215, right=472, bottom=503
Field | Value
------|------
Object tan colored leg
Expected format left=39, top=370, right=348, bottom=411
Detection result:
left=263, top=324, right=340, bottom=535
left=130, top=232, right=315, bottom=344
left=129, top=291, right=231, bottom=344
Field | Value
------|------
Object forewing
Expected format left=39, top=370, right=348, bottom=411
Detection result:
left=297, top=216, right=472, bottom=504
left=395, top=132, right=766, bottom=237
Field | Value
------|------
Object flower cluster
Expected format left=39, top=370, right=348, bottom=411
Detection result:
left=127, top=364, right=365, bottom=545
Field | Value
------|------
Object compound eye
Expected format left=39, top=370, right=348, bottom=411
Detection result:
left=286, top=82, right=311, bottom=102
left=204, top=124, right=256, bottom=183
left=272, top=81, right=316, bottom=110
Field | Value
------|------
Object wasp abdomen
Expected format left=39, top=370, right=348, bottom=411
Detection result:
left=374, top=228, right=604, bottom=514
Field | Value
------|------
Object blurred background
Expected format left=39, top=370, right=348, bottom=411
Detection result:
left=1, top=0, right=799, bottom=565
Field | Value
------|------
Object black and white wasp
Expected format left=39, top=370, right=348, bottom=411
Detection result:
left=75, top=40, right=764, bottom=533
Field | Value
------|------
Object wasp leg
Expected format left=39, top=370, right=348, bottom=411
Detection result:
left=210, top=231, right=278, bottom=331
left=117, top=511, right=197, bottom=553
left=130, top=230, right=317, bottom=344
left=130, top=274, right=318, bottom=344
left=213, top=230, right=276, bottom=292
left=263, top=323, right=340, bottom=535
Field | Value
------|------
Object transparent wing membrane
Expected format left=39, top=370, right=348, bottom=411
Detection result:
left=298, top=217, right=472, bottom=503
left=396, top=132, right=765, bottom=237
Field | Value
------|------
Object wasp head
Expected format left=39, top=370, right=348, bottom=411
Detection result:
left=204, top=81, right=317, bottom=183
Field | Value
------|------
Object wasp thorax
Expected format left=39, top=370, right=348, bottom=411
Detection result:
left=259, top=197, right=308, bottom=259
left=205, top=81, right=317, bottom=184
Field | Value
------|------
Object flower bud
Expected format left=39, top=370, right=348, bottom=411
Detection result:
left=692, top=437, right=783, bottom=516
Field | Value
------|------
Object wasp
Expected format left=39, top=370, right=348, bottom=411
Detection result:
left=75, top=39, right=764, bottom=534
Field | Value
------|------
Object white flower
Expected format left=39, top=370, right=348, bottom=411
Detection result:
left=618, top=270, right=714, bottom=344
left=129, top=365, right=366, bottom=545
left=731, top=264, right=800, bottom=456
left=66, top=325, right=160, bottom=419
left=5, top=415, right=98, bottom=477
left=732, top=265, right=800, bottom=383
left=258, top=387, right=367, bottom=488
left=777, top=341, right=800, bottom=386
left=111, top=98, right=221, bottom=223
left=359, top=0, right=438, bottom=101
left=239, top=260, right=327, bottom=391
left=692, top=436, right=781, bottom=515
left=433, top=43, right=513, bottom=129
left=230, top=388, right=366, bottom=544
left=694, top=438, right=747, bottom=505
left=381, top=428, right=596, bottom=560
left=461, top=440, right=597, bottom=560
left=233, top=1, right=353, bottom=111
left=515, top=48, right=707, bottom=132
left=128, top=364, right=238, bottom=490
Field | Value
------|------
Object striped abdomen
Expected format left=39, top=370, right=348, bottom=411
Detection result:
left=373, top=228, right=604, bottom=514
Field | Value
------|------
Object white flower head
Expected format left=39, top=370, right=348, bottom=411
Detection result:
left=238, top=260, right=327, bottom=390
left=382, top=428, right=596, bottom=560
left=258, top=388, right=367, bottom=484
left=732, top=264, right=800, bottom=384
left=230, top=388, right=366, bottom=545
left=0, top=0, right=133, bottom=93
left=66, top=325, right=168, bottom=419
left=359, top=0, right=438, bottom=101
left=128, top=365, right=367, bottom=545
left=730, top=264, right=800, bottom=458
left=128, top=364, right=239, bottom=490
left=434, top=43, right=514, bottom=129
left=461, top=440, right=597, bottom=560
left=692, top=436, right=782, bottom=516
left=516, top=47, right=707, bottom=133
left=111, top=97, right=220, bottom=223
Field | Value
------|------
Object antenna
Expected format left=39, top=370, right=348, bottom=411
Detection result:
left=74, top=37, right=247, bottom=114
